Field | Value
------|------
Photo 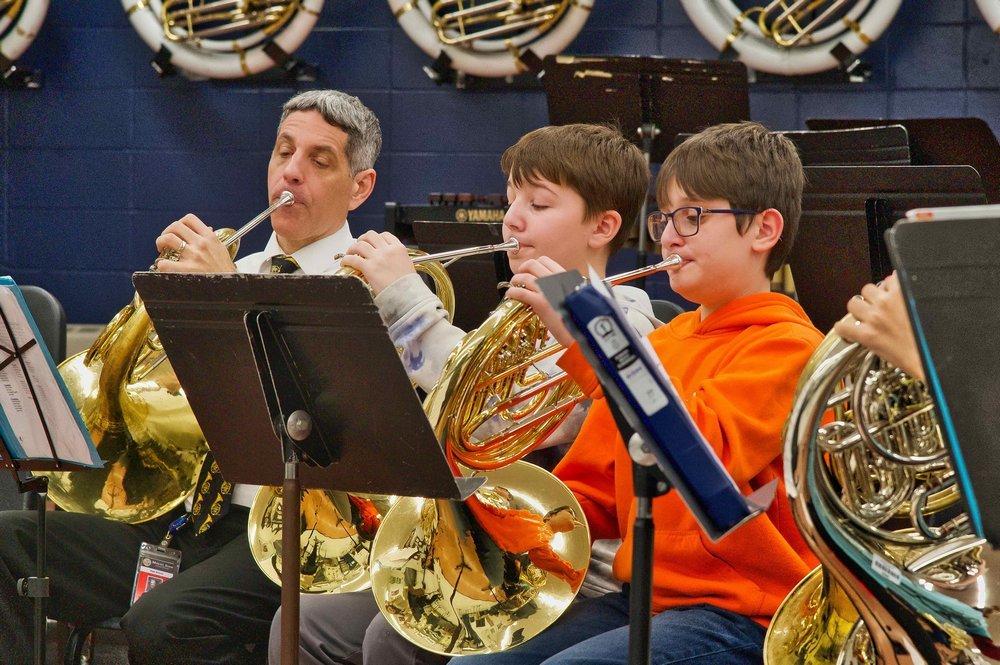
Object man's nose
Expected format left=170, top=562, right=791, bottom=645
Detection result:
left=281, top=153, right=305, bottom=182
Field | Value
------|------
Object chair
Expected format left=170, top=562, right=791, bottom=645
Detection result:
left=675, top=125, right=912, bottom=167
left=793, top=165, right=986, bottom=332
left=779, top=126, right=911, bottom=166
left=20, top=285, right=67, bottom=365
left=651, top=299, right=686, bottom=324
left=65, top=617, right=125, bottom=665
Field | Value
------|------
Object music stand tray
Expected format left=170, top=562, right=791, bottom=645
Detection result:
left=133, top=271, right=475, bottom=498
left=791, top=165, right=986, bottom=332
left=807, top=118, right=1000, bottom=204
left=543, top=55, right=750, bottom=165
left=887, top=209, right=1000, bottom=545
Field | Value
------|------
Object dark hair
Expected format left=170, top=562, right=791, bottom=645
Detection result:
left=501, top=124, right=649, bottom=254
left=280, top=90, right=382, bottom=175
left=656, top=121, right=804, bottom=277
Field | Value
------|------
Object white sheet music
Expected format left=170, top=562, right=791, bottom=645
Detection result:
left=0, top=284, right=100, bottom=466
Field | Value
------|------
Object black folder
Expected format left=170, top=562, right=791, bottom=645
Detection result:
left=886, top=207, right=1000, bottom=545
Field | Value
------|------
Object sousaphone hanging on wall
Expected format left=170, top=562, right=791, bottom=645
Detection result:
left=121, top=0, right=324, bottom=79
left=680, top=0, right=901, bottom=76
left=388, top=0, right=594, bottom=78
left=0, top=0, right=49, bottom=77
left=976, top=0, right=1000, bottom=31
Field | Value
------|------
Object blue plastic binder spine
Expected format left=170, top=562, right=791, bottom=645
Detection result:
left=560, top=281, right=768, bottom=541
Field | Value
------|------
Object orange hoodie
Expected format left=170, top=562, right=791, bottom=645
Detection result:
left=553, top=292, right=823, bottom=627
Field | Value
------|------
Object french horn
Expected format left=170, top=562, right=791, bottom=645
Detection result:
left=0, top=0, right=49, bottom=78
left=41, top=193, right=293, bottom=524
left=680, top=0, right=902, bottom=76
left=368, top=255, right=681, bottom=655
left=121, top=0, right=324, bottom=79
left=388, top=0, right=594, bottom=79
left=765, top=329, right=1000, bottom=663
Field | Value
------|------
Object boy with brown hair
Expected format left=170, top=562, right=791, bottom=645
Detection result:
left=340, top=122, right=657, bottom=391
left=458, top=120, right=824, bottom=664
left=268, top=122, right=661, bottom=665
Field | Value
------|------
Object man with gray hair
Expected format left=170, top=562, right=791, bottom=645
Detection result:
left=0, top=89, right=381, bottom=665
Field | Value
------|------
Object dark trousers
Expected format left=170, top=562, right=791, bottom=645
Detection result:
left=0, top=505, right=281, bottom=665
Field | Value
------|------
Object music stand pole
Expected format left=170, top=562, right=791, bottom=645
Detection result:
left=12, top=472, right=51, bottom=665
left=608, top=407, right=671, bottom=665
left=275, top=409, right=319, bottom=665
left=280, top=449, right=302, bottom=665
left=636, top=121, right=661, bottom=274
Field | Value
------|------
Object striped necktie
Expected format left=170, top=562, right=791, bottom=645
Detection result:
left=269, top=254, right=300, bottom=274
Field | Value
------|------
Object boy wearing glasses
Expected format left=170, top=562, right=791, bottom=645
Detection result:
left=462, top=120, right=824, bottom=664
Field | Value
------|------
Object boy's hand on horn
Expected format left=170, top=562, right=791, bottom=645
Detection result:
left=506, top=256, right=574, bottom=347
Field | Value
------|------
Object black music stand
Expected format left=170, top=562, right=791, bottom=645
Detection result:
left=411, top=220, right=510, bottom=331
left=0, top=279, right=102, bottom=665
left=537, top=271, right=771, bottom=665
left=542, top=55, right=750, bottom=267
left=790, top=165, right=986, bottom=332
left=677, top=125, right=913, bottom=167
left=807, top=118, right=1000, bottom=204
left=887, top=211, right=1000, bottom=545
left=132, top=272, right=483, bottom=665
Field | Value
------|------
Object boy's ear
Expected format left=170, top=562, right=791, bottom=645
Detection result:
left=588, top=210, right=622, bottom=249
left=751, top=208, right=784, bottom=253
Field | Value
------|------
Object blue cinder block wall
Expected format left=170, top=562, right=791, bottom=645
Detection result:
left=1, top=1, right=998, bottom=323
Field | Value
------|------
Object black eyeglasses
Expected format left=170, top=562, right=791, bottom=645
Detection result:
left=647, top=206, right=761, bottom=241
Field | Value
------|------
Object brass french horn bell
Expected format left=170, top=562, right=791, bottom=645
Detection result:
left=248, top=488, right=397, bottom=593
left=42, top=192, right=294, bottom=523
left=368, top=254, right=682, bottom=656
left=370, top=462, right=591, bottom=656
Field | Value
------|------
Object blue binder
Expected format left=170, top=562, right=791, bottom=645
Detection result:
left=539, top=270, right=773, bottom=541
left=0, top=276, right=101, bottom=469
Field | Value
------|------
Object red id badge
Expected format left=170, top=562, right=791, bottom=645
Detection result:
left=131, top=542, right=181, bottom=605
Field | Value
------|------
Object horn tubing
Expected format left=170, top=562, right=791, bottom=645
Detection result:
left=151, top=190, right=294, bottom=270
left=410, top=237, right=520, bottom=265
left=605, top=253, right=682, bottom=285
left=224, top=190, right=294, bottom=247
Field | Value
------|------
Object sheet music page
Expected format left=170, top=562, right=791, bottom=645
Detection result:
left=0, top=286, right=99, bottom=465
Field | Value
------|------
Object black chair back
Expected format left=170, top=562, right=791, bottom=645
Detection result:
left=20, top=285, right=67, bottom=363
